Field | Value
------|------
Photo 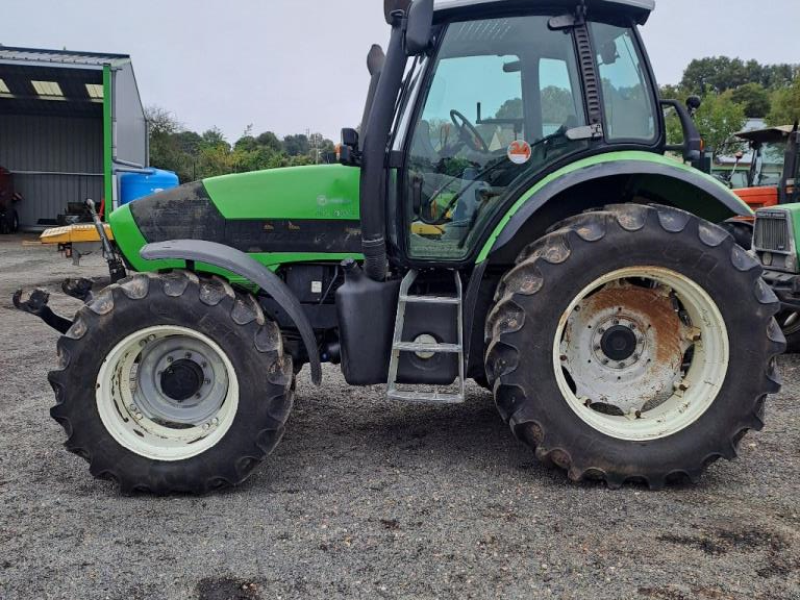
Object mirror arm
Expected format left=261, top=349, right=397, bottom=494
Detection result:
left=661, top=99, right=703, bottom=163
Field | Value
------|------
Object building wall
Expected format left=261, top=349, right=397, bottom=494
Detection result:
left=0, top=114, right=103, bottom=227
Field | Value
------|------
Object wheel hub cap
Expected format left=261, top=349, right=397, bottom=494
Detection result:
left=133, top=336, right=228, bottom=426
left=562, top=281, right=691, bottom=416
left=161, top=359, right=205, bottom=402
left=599, top=324, right=638, bottom=362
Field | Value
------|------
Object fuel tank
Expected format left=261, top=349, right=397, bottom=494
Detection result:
left=109, top=164, right=362, bottom=271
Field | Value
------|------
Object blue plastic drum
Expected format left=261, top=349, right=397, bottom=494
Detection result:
left=120, top=169, right=179, bottom=205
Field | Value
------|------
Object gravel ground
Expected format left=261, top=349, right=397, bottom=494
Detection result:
left=1, top=234, right=799, bottom=600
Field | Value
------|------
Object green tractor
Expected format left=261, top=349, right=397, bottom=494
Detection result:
left=15, top=0, right=786, bottom=493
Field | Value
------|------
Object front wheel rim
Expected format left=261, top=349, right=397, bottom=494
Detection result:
left=553, top=267, right=729, bottom=442
left=96, top=325, right=239, bottom=461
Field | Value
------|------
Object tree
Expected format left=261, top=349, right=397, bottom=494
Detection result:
left=495, top=98, right=523, bottom=120
left=256, top=131, right=283, bottom=153
left=174, top=131, right=203, bottom=157
left=665, top=91, right=747, bottom=158
left=681, top=57, right=800, bottom=95
left=731, top=83, right=771, bottom=118
left=768, top=77, right=800, bottom=126
left=200, top=128, right=228, bottom=150
left=283, top=134, right=310, bottom=157
left=681, top=57, right=750, bottom=94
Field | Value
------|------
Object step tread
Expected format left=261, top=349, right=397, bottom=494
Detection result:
left=400, top=295, right=461, bottom=305
left=387, top=390, right=465, bottom=404
left=393, top=342, right=462, bottom=353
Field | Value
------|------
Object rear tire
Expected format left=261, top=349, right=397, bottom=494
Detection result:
left=776, top=311, right=800, bottom=354
left=48, top=271, right=294, bottom=494
left=485, top=204, right=784, bottom=489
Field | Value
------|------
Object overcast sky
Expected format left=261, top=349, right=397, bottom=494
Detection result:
left=3, top=0, right=799, bottom=142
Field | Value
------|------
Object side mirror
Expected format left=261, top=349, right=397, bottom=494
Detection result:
left=661, top=99, right=703, bottom=164
left=338, top=128, right=360, bottom=167
left=404, top=0, right=434, bottom=56
left=686, top=95, right=702, bottom=116
left=341, top=128, right=359, bottom=149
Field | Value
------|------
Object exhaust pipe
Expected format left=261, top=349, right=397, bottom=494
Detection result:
left=359, top=10, right=409, bottom=281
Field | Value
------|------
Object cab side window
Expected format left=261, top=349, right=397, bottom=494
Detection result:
left=592, top=23, right=657, bottom=142
left=402, top=15, right=592, bottom=260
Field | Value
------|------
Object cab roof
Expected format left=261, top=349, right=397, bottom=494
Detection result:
left=434, top=0, right=656, bottom=24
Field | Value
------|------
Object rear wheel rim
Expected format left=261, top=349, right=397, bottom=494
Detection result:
left=96, top=325, right=239, bottom=461
left=553, top=267, right=729, bottom=442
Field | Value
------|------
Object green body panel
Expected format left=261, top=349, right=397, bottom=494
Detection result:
left=203, top=164, right=361, bottom=221
left=102, top=66, right=113, bottom=220
left=773, top=203, right=800, bottom=264
left=109, top=185, right=363, bottom=278
left=476, top=151, right=753, bottom=263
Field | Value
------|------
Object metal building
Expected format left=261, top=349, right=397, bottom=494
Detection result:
left=0, top=47, right=147, bottom=229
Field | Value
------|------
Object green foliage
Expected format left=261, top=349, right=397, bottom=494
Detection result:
left=664, top=56, right=800, bottom=158
left=731, top=83, right=771, bottom=118
left=145, top=106, right=335, bottom=182
left=767, top=77, right=800, bottom=126
left=681, top=57, right=799, bottom=94
left=664, top=90, right=747, bottom=157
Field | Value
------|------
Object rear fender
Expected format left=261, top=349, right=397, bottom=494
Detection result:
left=477, top=152, right=753, bottom=264
left=141, top=240, right=322, bottom=385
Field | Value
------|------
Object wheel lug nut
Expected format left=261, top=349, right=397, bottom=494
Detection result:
left=560, top=355, right=568, bottom=362
left=204, top=378, right=211, bottom=385
left=618, top=362, right=625, bottom=369
left=185, top=352, right=192, bottom=359
left=167, top=357, right=174, bottom=364
left=602, top=359, right=609, bottom=365
left=201, top=362, right=208, bottom=369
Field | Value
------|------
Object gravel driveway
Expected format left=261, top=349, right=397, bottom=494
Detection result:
left=1, top=234, right=799, bottom=600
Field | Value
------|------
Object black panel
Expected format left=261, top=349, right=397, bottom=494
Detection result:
left=397, top=302, right=458, bottom=385
left=130, top=182, right=226, bottom=244
left=225, top=219, right=362, bottom=254
left=130, top=181, right=363, bottom=254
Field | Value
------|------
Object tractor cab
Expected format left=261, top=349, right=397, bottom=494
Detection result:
left=734, top=124, right=800, bottom=210
left=343, top=0, right=699, bottom=271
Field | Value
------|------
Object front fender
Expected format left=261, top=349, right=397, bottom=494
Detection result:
left=141, top=240, right=322, bottom=385
left=477, top=151, right=753, bottom=262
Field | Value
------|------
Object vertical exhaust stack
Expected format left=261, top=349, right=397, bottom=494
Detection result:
left=360, top=0, right=433, bottom=281
left=359, top=9, right=409, bottom=281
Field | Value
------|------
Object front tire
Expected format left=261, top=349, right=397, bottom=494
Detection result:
left=49, top=271, right=294, bottom=494
left=486, top=204, right=784, bottom=489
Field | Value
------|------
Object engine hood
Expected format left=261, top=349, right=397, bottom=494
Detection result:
left=109, top=164, right=363, bottom=272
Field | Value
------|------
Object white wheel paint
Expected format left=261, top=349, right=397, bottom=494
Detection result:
left=96, top=325, right=239, bottom=461
left=553, top=267, right=729, bottom=442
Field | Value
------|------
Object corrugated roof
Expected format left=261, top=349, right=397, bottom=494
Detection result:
left=0, top=46, right=130, bottom=69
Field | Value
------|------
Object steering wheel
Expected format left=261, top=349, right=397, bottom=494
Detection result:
left=450, top=109, right=490, bottom=153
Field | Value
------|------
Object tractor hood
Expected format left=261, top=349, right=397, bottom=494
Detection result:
left=109, top=164, right=362, bottom=271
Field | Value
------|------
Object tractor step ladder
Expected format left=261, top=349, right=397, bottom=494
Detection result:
left=387, top=270, right=465, bottom=404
